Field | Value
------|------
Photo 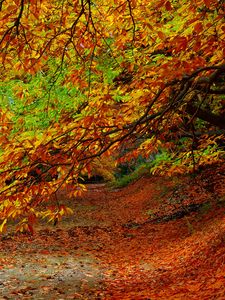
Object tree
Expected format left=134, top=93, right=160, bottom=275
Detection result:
left=0, top=0, right=225, bottom=232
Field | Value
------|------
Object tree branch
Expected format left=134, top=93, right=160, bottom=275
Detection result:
left=186, top=104, right=225, bottom=129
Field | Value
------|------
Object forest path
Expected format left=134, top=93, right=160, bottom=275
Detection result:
left=1, top=176, right=225, bottom=299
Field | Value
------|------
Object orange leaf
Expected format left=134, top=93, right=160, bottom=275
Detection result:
left=194, top=22, right=203, bottom=33
left=158, top=31, right=165, bottom=40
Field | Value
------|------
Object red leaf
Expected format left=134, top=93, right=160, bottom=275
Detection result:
left=165, top=1, right=172, bottom=11
left=203, top=0, right=211, bottom=8
left=194, top=22, right=203, bottom=33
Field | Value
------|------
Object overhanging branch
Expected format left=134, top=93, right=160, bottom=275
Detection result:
left=186, top=104, right=225, bottom=129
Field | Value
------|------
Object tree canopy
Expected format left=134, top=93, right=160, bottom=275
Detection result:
left=0, top=0, right=225, bottom=232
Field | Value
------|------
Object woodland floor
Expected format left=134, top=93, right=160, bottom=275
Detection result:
left=0, top=171, right=225, bottom=300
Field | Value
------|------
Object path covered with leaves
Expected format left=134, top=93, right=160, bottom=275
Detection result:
left=1, top=176, right=225, bottom=299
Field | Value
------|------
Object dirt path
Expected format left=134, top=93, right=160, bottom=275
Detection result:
left=1, top=177, right=225, bottom=299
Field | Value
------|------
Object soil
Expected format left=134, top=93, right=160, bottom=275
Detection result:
left=0, top=176, right=225, bottom=299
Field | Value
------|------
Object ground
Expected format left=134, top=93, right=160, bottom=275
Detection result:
left=0, top=174, right=225, bottom=299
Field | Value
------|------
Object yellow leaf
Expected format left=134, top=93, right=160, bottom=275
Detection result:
left=0, top=219, right=7, bottom=232
left=65, top=207, right=73, bottom=215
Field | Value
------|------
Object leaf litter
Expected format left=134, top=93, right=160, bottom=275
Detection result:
left=0, top=173, right=225, bottom=299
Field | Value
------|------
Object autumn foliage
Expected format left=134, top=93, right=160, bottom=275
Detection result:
left=0, top=0, right=225, bottom=231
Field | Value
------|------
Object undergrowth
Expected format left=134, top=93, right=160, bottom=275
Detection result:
left=110, top=161, right=152, bottom=188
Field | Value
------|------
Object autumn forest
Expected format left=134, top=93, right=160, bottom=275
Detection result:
left=0, top=0, right=225, bottom=299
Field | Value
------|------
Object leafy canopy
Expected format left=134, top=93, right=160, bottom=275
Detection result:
left=0, top=0, right=225, bottom=232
